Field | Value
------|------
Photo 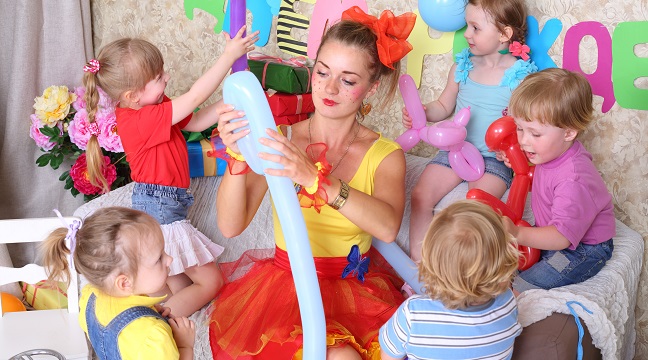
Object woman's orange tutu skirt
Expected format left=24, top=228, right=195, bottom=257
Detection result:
left=209, top=246, right=405, bottom=359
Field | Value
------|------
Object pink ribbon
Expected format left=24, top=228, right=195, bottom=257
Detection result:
left=83, top=59, right=101, bottom=74
left=87, top=122, right=100, bottom=136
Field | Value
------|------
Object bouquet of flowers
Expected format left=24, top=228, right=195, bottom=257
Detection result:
left=29, top=85, right=131, bottom=201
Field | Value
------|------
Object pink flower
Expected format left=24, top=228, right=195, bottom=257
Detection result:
left=96, top=111, right=123, bottom=152
left=69, top=153, right=116, bottom=195
left=509, top=41, right=530, bottom=61
left=72, top=86, right=117, bottom=112
left=68, top=109, right=92, bottom=150
left=29, top=114, right=59, bottom=151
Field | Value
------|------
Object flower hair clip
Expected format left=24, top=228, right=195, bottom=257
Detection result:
left=341, top=6, right=416, bottom=69
left=499, top=41, right=530, bottom=61
left=83, top=59, right=101, bottom=74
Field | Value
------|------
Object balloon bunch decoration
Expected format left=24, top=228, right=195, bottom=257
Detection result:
left=418, top=0, right=467, bottom=32
left=395, top=74, right=485, bottom=181
left=223, top=71, right=326, bottom=359
left=466, top=116, right=540, bottom=271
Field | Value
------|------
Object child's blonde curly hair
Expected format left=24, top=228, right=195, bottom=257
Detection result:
left=418, top=200, right=520, bottom=309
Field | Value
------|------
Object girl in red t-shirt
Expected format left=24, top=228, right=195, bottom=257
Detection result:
left=80, top=26, right=258, bottom=317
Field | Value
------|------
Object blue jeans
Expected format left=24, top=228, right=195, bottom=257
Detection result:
left=429, top=151, right=513, bottom=188
left=132, top=183, right=193, bottom=225
left=513, top=239, right=614, bottom=292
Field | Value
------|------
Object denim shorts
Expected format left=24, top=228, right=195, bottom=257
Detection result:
left=131, top=183, right=194, bottom=225
left=513, top=239, right=614, bottom=292
left=429, top=151, right=513, bottom=188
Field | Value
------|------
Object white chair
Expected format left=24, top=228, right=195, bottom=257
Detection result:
left=0, top=217, right=89, bottom=359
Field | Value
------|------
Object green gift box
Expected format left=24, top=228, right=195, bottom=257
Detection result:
left=248, top=58, right=312, bottom=94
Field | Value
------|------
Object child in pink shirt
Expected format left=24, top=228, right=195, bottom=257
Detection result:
left=497, top=68, right=615, bottom=293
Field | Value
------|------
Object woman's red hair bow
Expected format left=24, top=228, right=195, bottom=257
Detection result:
left=342, top=6, right=416, bottom=69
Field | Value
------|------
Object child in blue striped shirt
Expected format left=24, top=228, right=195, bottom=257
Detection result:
left=380, top=200, right=522, bottom=359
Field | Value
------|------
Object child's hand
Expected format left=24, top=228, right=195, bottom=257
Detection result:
left=402, top=107, right=413, bottom=129
left=169, top=316, right=196, bottom=350
left=494, top=150, right=512, bottom=168
left=224, top=26, right=260, bottom=60
left=216, top=102, right=249, bottom=154
left=501, top=216, right=519, bottom=238
left=154, top=304, right=171, bottom=318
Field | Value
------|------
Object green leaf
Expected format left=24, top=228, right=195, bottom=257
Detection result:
left=50, top=153, right=64, bottom=170
left=59, top=171, right=70, bottom=181
left=36, top=154, right=51, bottom=167
left=71, top=188, right=80, bottom=197
left=40, top=126, right=59, bottom=137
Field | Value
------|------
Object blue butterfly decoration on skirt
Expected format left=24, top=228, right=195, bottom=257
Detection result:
left=342, top=244, right=370, bottom=283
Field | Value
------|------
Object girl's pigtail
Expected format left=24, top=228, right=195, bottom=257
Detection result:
left=82, top=68, right=111, bottom=193
left=40, top=227, right=74, bottom=287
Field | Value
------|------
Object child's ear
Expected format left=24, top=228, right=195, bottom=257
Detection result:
left=114, top=274, right=133, bottom=293
left=122, top=90, right=140, bottom=104
left=564, top=128, right=578, bottom=142
left=500, top=26, right=514, bottom=43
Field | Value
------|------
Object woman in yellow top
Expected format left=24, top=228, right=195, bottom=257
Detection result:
left=210, top=6, right=415, bottom=360
left=41, top=207, right=195, bottom=359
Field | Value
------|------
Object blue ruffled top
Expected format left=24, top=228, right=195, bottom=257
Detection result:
left=454, top=48, right=537, bottom=90
left=452, top=48, right=537, bottom=158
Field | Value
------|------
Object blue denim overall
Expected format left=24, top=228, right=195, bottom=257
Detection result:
left=85, top=293, right=166, bottom=360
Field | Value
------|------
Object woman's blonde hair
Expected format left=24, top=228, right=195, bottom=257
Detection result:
left=418, top=200, right=520, bottom=309
left=41, top=207, right=163, bottom=293
left=82, top=38, right=165, bottom=193
left=509, top=68, right=594, bottom=132
left=469, top=0, right=528, bottom=44
left=317, top=20, right=401, bottom=115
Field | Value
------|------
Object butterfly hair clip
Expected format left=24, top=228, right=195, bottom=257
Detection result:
left=342, top=244, right=370, bottom=283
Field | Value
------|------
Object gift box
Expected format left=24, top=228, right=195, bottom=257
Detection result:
left=266, top=92, right=314, bottom=116
left=187, top=138, right=226, bottom=177
left=21, top=281, right=67, bottom=310
left=248, top=56, right=312, bottom=94
left=274, top=113, right=309, bottom=126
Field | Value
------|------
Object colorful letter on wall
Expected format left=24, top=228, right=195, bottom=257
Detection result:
left=406, top=10, right=455, bottom=87
left=563, top=22, right=615, bottom=113
left=184, top=0, right=226, bottom=34
left=612, top=21, right=648, bottom=111
left=306, top=0, right=368, bottom=59
left=526, top=16, right=562, bottom=70
left=277, top=0, right=314, bottom=57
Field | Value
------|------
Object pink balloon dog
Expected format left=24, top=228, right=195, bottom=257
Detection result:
left=395, top=74, right=484, bottom=181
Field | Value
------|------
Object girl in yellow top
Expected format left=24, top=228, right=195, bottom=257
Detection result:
left=42, top=207, right=194, bottom=360
left=211, top=6, right=415, bottom=359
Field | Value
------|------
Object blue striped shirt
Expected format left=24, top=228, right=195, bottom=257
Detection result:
left=379, top=289, right=521, bottom=359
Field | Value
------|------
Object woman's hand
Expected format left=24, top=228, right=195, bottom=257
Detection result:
left=257, top=128, right=319, bottom=188
left=215, top=102, right=249, bottom=154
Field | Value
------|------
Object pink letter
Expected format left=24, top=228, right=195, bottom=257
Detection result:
left=563, top=21, right=615, bottom=113
left=307, top=0, right=368, bottom=59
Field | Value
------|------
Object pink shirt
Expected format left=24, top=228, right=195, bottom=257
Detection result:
left=531, top=141, right=615, bottom=250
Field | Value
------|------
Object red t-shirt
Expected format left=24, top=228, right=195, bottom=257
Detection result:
left=115, top=96, right=192, bottom=188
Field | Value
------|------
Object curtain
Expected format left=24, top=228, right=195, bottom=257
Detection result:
left=0, top=0, right=93, bottom=269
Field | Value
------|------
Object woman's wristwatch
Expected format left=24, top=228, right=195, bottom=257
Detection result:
left=329, top=179, right=350, bottom=210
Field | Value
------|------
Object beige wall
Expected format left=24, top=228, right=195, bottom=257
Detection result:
left=91, top=0, right=648, bottom=357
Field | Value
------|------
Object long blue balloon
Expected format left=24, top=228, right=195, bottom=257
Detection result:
left=223, top=71, right=326, bottom=359
left=372, top=238, right=425, bottom=294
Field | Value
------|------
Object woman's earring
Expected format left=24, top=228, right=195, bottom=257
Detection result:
left=360, top=102, right=372, bottom=116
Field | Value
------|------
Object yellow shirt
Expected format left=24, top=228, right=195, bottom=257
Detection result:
left=79, top=285, right=179, bottom=359
left=274, top=135, right=400, bottom=257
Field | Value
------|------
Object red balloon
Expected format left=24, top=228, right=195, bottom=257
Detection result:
left=466, top=117, right=541, bottom=271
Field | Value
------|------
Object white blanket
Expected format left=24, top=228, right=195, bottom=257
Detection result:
left=74, top=154, right=642, bottom=360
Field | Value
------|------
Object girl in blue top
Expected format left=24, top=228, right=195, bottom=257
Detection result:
left=404, top=0, right=537, bottom=262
